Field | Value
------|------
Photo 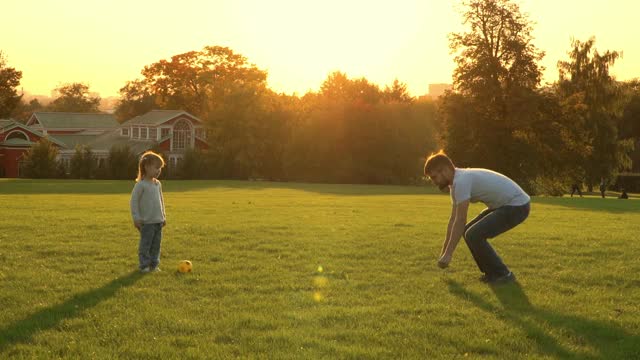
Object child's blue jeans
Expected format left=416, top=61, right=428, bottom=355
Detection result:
left=139, top=223, right=163, bottom=269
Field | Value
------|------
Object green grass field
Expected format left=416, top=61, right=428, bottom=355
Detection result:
left=0, top=179, right=638, bottom=359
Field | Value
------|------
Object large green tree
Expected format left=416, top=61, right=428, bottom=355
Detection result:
left=116, top=46, right=267, bottom=121
left=383, top=79, right=414, bottom=104
left=207, top=86, right=294, bottom=180
left=557, top=37, right=633, bottom=189
left=619, top=80, right=640, bottom=140
left=114, top=80, right=156, bottom=122
left=449, top=0, right=544, bottom=100
left=0, top=51, right=23, bottom=118
left=117, top=45, right=291, bottom=179
left=441, top=0, right=582, bottom=190
left=284, top=72, right=437, bottom=184
left=444, top=0, right=544, bottom=174
left=619, top=80, right=640, bottom=172
left=13, top=98, right=45, bottom=122
left=49, top=83, right=101, bottom=112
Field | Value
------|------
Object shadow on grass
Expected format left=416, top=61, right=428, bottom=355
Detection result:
left=0, top=271, right=142, bottom=352
left=0, top=179, right=441, bottom=196
left=446, top=280, right=639, bottom=359
left=533, top=196, right=639, bottom=214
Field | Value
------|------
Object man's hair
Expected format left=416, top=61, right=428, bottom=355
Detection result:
left=424, top=150, right=455, bottom=175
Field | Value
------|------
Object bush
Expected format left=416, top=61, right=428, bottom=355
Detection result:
left=55, top=160, right=67, bottom=179
left=22, top=138, right=59, bottom=178
left=94, top=158, right=109, bottom=179
left=179, top=148, right=209, bottom=179
left=70, top=145, right=96, bottom=179
left=108, top=145, right=138, bottom=180
left=528, top=176, right=568, bottom=197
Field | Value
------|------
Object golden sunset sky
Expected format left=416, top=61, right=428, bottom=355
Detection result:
left=2, top=0, right=639, bottom=98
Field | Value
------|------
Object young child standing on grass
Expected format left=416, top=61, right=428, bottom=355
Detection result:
left=130, top=151, right=167, bottom=273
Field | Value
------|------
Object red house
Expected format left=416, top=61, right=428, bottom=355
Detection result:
left=0, top=110, right=208, bottom=178
left=118, top=110, right=208, bottom=169
left=0, top=119, right=65, bottom=177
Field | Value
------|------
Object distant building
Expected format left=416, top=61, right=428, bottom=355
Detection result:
left=0, top=110, right=208, bottom=178
left=418, top=83, right=453, bottom=101
left=428, top=83, right=453, bottom=98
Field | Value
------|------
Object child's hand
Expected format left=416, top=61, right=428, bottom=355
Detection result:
left=134, top=220, right=142, bottom=230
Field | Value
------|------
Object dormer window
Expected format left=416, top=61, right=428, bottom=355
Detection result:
left=132, top=127, right=139, bottom=139
left=161, top=128, right=170, bottom=138
left=122, top=128, right=130, bottom=137
left=6, top=131, right=28, bottom=141
left=149, top=128, right=157, bottom=140
left=141, top=127, right=148, bottom=139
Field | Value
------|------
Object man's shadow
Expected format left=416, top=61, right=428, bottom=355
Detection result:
left=446, top=280, right=639, bottom=359
left=0, top=271, right=143, bottom=352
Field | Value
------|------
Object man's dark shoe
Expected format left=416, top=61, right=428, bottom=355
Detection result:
left=489, top=271, right=516, bottom=284
left=479, top=273, right=493, bottom=283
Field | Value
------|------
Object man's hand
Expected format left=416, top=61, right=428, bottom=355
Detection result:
left=438, top=252, right=452, bottom=269
left=162, top=220, right=167, bottom=227
left=134, top=220, right=142, bottom=230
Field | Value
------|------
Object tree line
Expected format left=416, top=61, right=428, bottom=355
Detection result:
left=440, top=0, right=639, bottom=194
left=2, top=0, right=639, bottom=193
left=18, top=72, right=438, bottom=184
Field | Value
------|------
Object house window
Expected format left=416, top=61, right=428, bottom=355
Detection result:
left=173, top=120, right=192, bottom=150
left=149, top=128, right=157, bottom=140
left=161, top=128, right=170, bottom=138
left=122, top=128, right=130, bottom=136
left=141, top=127, right=148, bottom=139
left=132, top=127, right=139, bottom=139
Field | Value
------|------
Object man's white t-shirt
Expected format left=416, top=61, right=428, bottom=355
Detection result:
left=451, top=168, right=530, bottom=209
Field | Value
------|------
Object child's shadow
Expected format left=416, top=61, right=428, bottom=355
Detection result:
left=446, top=280, right=639, bottom=359
left=0, top=271, right=143, bottom=352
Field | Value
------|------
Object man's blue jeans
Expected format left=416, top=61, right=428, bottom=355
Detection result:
left=463, top=203, right=530, bottom=277
left=139, top=223, right=163, bottom=269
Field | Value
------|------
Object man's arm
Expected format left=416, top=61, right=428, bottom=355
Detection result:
left=438, top=200, right=469, bottom=267
left=441, top=205, right=456, bottom=256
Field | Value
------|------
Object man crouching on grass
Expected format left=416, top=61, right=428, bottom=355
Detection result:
left=424, top=151, right=530, bottom=284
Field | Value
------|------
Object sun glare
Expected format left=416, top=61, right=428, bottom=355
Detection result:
left=1, top=0, right=638, bottom=98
